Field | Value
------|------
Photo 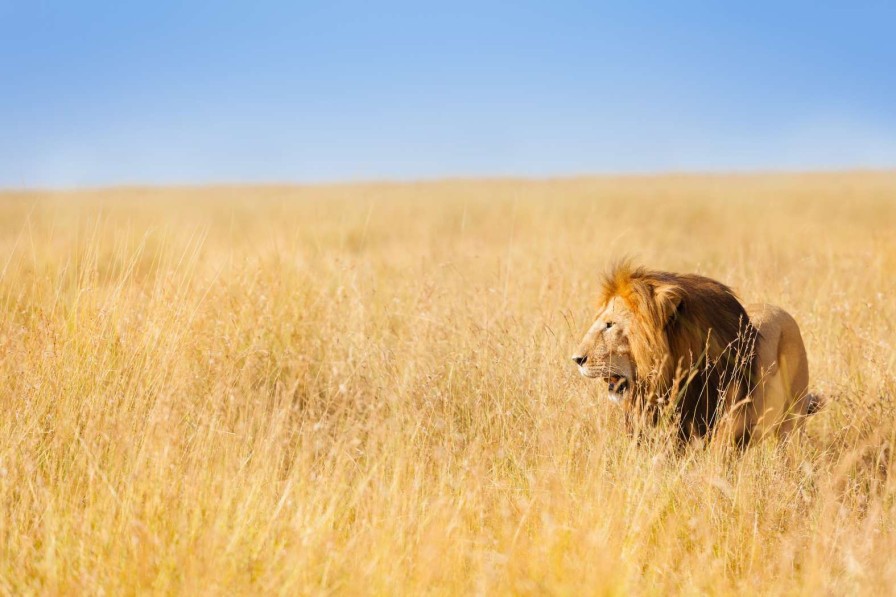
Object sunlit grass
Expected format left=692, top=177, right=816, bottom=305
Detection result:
left=1, top=172, right=895, bottom=594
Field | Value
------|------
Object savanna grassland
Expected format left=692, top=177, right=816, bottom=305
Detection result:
left=1, top=172, right=896, bottom=595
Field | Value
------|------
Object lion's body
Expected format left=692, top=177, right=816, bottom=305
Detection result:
left=572, top=264, right=814, bottom=445
left=719, top=303, right=811, bottom=442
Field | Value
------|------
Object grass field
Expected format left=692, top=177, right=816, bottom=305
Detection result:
left=1, top=171, right=896, bottom=594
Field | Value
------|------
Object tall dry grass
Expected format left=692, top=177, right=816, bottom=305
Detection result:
left=1, top=172, right=895, bottom=594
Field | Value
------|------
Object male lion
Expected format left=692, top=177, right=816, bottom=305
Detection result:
left=571, top=264, right=817, bottom=445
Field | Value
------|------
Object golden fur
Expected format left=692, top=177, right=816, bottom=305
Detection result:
left=574, top=263, right=815, bottom=444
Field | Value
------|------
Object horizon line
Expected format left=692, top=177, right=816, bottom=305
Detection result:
left=3, top=165, right=895, bottom=194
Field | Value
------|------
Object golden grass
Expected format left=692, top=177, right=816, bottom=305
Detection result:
left=1, top=172, right=896, bottom=594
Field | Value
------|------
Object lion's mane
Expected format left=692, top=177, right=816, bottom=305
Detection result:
left=600, top=263, right=759, bottom=439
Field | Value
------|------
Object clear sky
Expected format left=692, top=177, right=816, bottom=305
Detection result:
left=2, top=1, right=895, bottom=188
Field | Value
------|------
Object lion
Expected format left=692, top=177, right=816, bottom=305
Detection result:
left=571, top=263, right=817, bottom=445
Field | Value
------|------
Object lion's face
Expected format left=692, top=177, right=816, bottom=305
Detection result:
left=572, top=296, right=636, bottom=403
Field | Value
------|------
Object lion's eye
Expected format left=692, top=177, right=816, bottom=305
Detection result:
left=605, top=322, right=614, bottom=329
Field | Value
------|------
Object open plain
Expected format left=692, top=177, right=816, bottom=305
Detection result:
left=1, top=172, right=895, bottom=594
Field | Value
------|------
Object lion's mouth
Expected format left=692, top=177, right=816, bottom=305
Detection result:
left=605, top=374, right=630, bottom=403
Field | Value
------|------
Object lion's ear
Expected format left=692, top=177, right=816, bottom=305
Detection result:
left=653, top=283, right=683, bottom=325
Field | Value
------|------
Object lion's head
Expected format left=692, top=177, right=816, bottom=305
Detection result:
left=571, top=293, right=638, bottom=403
left=572, top=263, right=758, bottom=438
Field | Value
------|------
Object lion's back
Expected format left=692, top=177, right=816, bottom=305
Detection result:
left=745, top=302, right=811, bottom=434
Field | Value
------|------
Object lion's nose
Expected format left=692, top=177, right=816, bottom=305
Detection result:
left=572, top=355, right=588, bottom=366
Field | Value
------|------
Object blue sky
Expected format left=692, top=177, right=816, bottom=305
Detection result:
left=1, top=1, right=895, bottom=188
